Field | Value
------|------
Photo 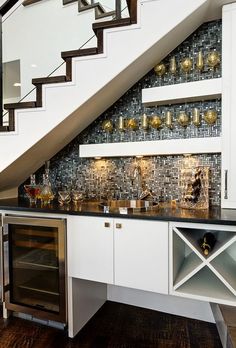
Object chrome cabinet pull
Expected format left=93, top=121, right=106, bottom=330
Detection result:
left=104, top=222, right=110, bottom=228
left=116, top=223, right=122, bottom=229
left=224, top=169, right=228, bottom=200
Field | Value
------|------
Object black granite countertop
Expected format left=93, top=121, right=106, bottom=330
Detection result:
left=1, top=198, right=236, bottom=225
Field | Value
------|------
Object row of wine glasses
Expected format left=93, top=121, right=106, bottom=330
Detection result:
left=154, top=51, right=220, bottom=81
left=102, top=108, right=217, bottom=134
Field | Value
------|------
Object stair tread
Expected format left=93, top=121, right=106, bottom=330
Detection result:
left=61, top=47, right=98, bottom=59
left=93, top=17, right=131, bottom=31
left=32, top=75, right=67, bottom=85
left=4, top=101, right=37, bottom=110
left=219, top=305, right=236, bottom=327
left=0, top=126, right=10, bottom=132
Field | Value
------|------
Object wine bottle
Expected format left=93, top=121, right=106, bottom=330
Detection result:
left=200, top=232, right=216, bottom=256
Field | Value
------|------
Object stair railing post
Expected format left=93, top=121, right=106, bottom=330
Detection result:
left=115, top=0, right=121, bottom=19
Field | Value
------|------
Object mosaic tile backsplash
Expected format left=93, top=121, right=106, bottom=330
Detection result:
left=19, top=20, right=222, bottom=206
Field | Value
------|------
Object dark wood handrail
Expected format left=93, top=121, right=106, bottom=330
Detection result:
left=0, top=0, right=19, bottom=16
left=1, top=0, right=138, bottom=131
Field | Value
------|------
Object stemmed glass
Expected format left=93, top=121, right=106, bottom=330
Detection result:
left=177, top=110, right=190, bottom=137
left=117, top=115, right=125, bottom=142
left=207, top=51, right=220, bottom=78
left=154, top=62, right=166, bottom=86
left=181, top=57, right=192, bottom=82
left=127, top=118, right=138, bottom=142
left=169, top=57, right=177, bottom=84
left=192, top=108, right=201, bottom=136
left=150, top=115, right=162, bottom=139
left=141, top=113, right=149, bottom=140
left=196, top=51, right=204, bottom=80
left=102, top=120, right=113, bottom=143
left=204, top=109, right=217, bottom=136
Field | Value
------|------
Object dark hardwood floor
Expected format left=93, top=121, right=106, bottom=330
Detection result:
left=0, top=301, right=222, bottom=348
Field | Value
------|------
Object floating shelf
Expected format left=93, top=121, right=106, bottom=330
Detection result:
left=142, top=78, right=222, bottom=106
left=79, top=137, right=221, bottom=158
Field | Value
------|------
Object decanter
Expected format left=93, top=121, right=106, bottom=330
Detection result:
left=24, top=174, right=41, bottom=205
left=40, top=161, right=54, bottom=205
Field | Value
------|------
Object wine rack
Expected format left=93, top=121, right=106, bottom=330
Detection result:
left=170, top=222, right=236, bottom=306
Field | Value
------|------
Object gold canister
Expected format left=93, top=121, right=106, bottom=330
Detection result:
left=169, top=57, right=177, bottom=75
left=204, top=109, right=217, bottom=125
left=165, top=111, right=173, bottom=129
left=141, top=113, right=149, bottom=130
left=154, top=62, right=166, bottom=77
left=150, top=115, right=162, bottom=129
left=118, top=116, right=125, bottom=131
left=196, top=51, right=204, bottom=72
left=177, top=111, right=189, bottom=127
left=192, top=108, right=201, bottom=127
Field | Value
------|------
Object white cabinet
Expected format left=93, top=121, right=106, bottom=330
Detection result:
left=114, top=218, right=169, bottom=294
left=169, top=222, right=236, bottom=306
left=67, top=215, right=114, bottom=284
left=67, top=216, right=169, bottom=294
left=222, top=3, right=236, bottom=209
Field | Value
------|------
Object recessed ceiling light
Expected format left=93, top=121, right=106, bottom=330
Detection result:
left=31, top=64, right=37, bottom=68
left=13, top=82, right=21, bottom=87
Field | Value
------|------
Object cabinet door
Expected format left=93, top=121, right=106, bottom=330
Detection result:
left=114, top=218, right=168, bottom=294
left=67, top=216, right=113, bottom=284
left=222, top=4, right=236, bottom=208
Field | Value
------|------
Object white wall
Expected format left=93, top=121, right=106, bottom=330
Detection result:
left=2, top=0, right=121, bottom=99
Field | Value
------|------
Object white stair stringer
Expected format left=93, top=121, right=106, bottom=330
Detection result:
left=0, top=0, right=215, bottom=196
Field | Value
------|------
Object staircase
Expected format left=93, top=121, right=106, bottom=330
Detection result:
left=0, top=0, right=223, bottom=197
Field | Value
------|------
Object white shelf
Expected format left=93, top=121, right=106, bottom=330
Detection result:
left=173, top=252, right=203, bottom=290
left=142, top=78, right=222, bottom=106
left=174, top=267, right=236, bottom=306
left=79, top=137, right=221, bottom=158
left=210, top=250, right=236, bottom=296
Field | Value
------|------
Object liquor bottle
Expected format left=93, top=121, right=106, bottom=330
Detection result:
left=40, top=161, right=54, bottom=205
left=200, top=232, right=216, bottom=256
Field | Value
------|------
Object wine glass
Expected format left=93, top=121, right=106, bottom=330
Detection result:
left=102, top=119, right=113, bottom=143
left=207, top=51, right=220, bottom=78
left=169, top=57, right=177, bottom=83
left=192, top=108, right=201, bottom=136
left=141, top=113, right=149, bottom=140
left=117, top=115, right=126, bottom=142
left=58, top=191, right=71, bottom=205
left=177, top=110, right=190, bottom=137
left=127, top=118, right=138, bottom=141
left=181, top=57, right=192, bottom=82
left=196, top=51, right=204, bottom=79
left=154, top=62, right=166, bottom=86
left=150, top=115, right=162, bottom=139
left=204, top=109, right=217, bottom=136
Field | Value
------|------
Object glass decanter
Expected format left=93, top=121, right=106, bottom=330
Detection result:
left=40, top=161, right=54, bottom=205
left=24, top=174, right=41, bottom=205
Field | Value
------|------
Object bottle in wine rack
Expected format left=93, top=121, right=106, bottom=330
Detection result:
left=200, top=232, right=216, bottom=256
